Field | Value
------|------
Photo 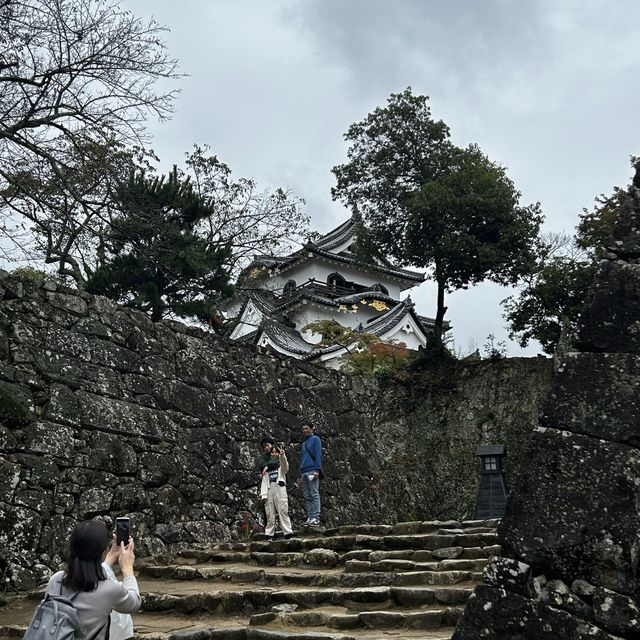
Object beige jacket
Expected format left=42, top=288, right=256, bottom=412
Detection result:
left=260, top=451, right=289, bottom=499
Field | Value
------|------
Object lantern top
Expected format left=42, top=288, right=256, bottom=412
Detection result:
left=476, top=444, right=505, bottom=457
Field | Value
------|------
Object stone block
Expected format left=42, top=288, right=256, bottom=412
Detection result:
left=499, top=427, right=640, bottom=596
left=45, top=325, right=91, bottom=360
left=77, top=391, right=179, bottom=441
left=593, top=586, right=640, bottom=636
left=453, top=585, right=621, bottom=640
left=304, top=549, right=340, bottom=567
left=483, top=557, right=532, bottom=596
left=0, top=457, right=21, bottom=499
left=78, top=487, right=113, bottom=515
left=542, top=352, right=640, bottom=446
left=142, top=593, right=180, bottom=611
left=390, top=586, right=435, bottom=606
left=358, top=611, right=406, bottom=628
left=575, top=260, right=640, bottom=353
left=610, top=191, right=640, bottom=258
left=432, top=546, right=463, bottom=560
left=539, top=578, right=593, bottom=621
left=24, top=421, right=75, bottom=456
left=45, top=291, right=87, bottom=316
left=113, top=482, right=149, bottom=512
left=85, top=432, right=138, bottom=475
left=88, top=339, right=148, bottom=374
left=168, top=629, right=213, bottom=640
left=43, top=384, right=82, bottom=426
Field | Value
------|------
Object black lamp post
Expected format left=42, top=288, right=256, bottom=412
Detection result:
left=473, top=444, right=508, bottom=519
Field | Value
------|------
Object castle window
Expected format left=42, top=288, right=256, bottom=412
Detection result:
left=327, top=272, right=347, bottom=289
left=371, top=283, right=389, bottom=295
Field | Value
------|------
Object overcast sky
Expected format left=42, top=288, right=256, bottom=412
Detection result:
left=128, top=0, right=639, bottom=356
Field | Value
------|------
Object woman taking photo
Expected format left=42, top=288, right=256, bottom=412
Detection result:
left=45, top=520, right=140, bottom=640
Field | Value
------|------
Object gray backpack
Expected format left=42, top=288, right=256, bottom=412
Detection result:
left=24, top=579, right=108, bottom=640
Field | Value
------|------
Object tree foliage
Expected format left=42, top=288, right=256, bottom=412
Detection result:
left=87, top=168, right=233, bottom=323
left=502, top=245, right=596, bottom=354
left=302, top=319, right=412, bottom=380
left=0, top=0, right=180, bottom=262
left=503, top=177, right=627, bottom=354
left=1, top=139, right=146, bottom=283
left=332, top=88, right=543, bottom=347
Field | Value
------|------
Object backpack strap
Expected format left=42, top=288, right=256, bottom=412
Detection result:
left=56, top=577, right=106, bottom=639
left=87, top=617, right=110, bottom=640
left=56, top=576, right=80, bottom=602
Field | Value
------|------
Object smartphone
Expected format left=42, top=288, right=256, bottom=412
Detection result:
left=116, top=517, right=130, bottom=546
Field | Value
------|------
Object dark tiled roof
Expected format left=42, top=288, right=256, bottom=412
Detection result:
left=247, top=289, right=279, bottom=314
left=271, top=287, right=399, bottom=316
left=257, top=320, right=314, bottom=355
left=238, top=216, right=425, bottom=285
left=308, top=246, right=425, bottom=283
left=249, top=298, right=438, bottom=362
left=314, top=215, right=357, bottom=251
left=273, top=289, right=338, bottom=314
left=236, top=329, right=259, bottom=344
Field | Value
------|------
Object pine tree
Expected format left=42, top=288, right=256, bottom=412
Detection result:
left=88, top=167, right=233, bottom=323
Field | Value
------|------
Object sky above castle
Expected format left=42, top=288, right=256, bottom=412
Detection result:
left=128, top=0, right=640, bottom=356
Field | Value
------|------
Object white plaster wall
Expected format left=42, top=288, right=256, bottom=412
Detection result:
left=288, top=303, right=380, bottom=332
left=268, top=257, right=417, bottom=299
left=229, top=301, right=263, bottom=339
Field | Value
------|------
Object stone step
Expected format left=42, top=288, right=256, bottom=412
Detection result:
left=138, top=585, right=474, bottom=616
left=0, top=619, right=455, bottom=640
left=250, top=604, right=465, bottom=631
left=0, top=593, right=397, bottom=639
left=171, top=543, right=501, bottom=569
left=344, top=558, right=489, bottom=573
left=138, top=561, right=489, bottom=589
left=250, top=532, right=499, bottom=552
left=320, top=519, right=499, bottom=537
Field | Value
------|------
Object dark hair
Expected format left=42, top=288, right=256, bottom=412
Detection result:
left=62, top=520, right=110, bottom=591
left=301, top=423, right=314, bottom=430
left=261, top=436, right=275, bottom=447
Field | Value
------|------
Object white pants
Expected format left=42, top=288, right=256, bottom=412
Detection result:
left=264, top=482, right=293, bottom=536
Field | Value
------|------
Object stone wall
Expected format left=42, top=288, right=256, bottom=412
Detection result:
left=373, top=356, right=553, bottom=522
left=453, top=168, right=640, bottom=639
left=0, top=273, right=552, bottom=590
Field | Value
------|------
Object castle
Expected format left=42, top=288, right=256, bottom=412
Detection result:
left=224, top=214, right=438, bottom=367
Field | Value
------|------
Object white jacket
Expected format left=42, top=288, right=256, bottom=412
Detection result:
left=260, top=452, right=289, bottom=499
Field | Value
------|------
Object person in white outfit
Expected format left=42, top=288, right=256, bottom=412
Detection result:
left=257, top=437, right=294, bottom=540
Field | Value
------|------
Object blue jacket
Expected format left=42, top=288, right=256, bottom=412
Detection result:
left=300, top=434, right=322, bottom=473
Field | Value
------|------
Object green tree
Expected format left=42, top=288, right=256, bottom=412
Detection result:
left=503, top=179, right=625, bottom=354
left=87, top=168, right=233, bottom=323
left=502, top=239, right=596, bottom=354
left=332, top=88, right=543, bottom=348
left=302, top=319, right=412, bottom=380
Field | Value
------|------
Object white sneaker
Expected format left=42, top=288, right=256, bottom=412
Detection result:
left=308, top=518, right=320, bottom=526
left=303, top=518, right=311, bottom=526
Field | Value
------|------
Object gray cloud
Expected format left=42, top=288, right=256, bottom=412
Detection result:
left=111, top=0, right=640, bottom=354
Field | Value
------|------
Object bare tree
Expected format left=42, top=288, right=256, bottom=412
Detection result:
left=0, top=0, right=180, bottom=267
left=184, top=145, right=309, bottom=277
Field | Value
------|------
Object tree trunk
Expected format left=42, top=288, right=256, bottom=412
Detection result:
left=432, top=278, right=448, bottom=349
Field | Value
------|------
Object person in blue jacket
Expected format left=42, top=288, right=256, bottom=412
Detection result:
left=300, top=422, right=323, bottom=526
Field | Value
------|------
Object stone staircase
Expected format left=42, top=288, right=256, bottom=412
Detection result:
left=0, top=519, right=500, bottom=640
